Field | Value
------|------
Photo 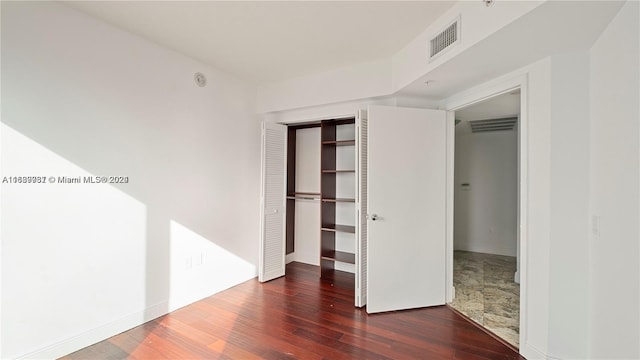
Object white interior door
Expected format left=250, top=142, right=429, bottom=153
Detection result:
left=259, top=122, right=287, bottom=282
left=367, top=105, right=447, bottom=313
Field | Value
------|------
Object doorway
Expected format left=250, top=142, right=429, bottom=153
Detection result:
left=449, top=90, right=521, bottom=348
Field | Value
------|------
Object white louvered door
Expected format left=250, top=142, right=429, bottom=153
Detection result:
left=355, top=110, right=368, bottom=307
left=259, top=122, right=287, bottom=282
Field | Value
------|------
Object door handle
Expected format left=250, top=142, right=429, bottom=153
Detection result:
left=370, top=214, right=379, bottom=221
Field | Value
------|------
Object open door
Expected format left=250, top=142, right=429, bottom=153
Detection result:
left=259, top=122, right=287, bottom=282
left=366, top=105, right=447, bottom=313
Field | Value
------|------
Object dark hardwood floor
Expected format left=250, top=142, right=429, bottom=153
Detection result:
left=61, top=262, right=525, bottom=360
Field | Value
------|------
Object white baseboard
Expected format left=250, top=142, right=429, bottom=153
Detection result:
left=515, top=270, right=521, bottom=284
left=521, top=342, right=550, bottom=359
left=286, top=252, right=295, bottom=264
left=17, top=271, right=259, bottom=360
left=18, top=301, right=170, bottom=360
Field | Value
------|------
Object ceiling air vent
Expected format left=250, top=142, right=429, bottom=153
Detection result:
left=430, top=17, right=460, bottom=60
left=469, top=117, right=518, bottom=133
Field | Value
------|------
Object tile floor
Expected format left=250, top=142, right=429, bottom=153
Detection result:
left=450, top=250, right=520, bottom=348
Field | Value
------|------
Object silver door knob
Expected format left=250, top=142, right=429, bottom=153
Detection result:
left=370, top=214, right=378, bottom=221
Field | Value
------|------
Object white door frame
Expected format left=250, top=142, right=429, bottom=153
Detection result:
left=442, top=74, right=529, bottom=350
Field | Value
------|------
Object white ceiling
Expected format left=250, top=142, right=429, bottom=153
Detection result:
left=399, top=1, right=624, bottom=99
left=65, top=1, right=455, bottom=83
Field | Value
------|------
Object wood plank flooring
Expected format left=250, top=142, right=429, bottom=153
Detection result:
left=61, top=262, right=525, bottom=360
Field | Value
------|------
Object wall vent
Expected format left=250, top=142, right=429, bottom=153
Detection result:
left=469, top=117, right=518, bottom=133
left=430, top=17, right=460, bottom=60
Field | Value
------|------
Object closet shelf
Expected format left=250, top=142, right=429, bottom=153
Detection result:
left=321, top=169, right=355, bottom=173
left=321, top=224, right=356, bottom=233
left=286, top=192, right=321, bottom=200
left=321, top=197, right=356, bottom=203
left=287, top=196, right=319, bottom=201
left=321, top=250, right=356, bottom=264
left=322, top=140, right=355, bottom=146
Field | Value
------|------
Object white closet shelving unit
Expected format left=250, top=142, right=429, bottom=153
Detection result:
left=320, top=118, right=357, bottom=280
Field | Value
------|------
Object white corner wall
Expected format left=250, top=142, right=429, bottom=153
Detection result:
left=451, top=43, right=635, bottom=359
left=1, top=2, right=261, bottom=358
left=588, top=1, right=640, bottom=358
left=454, top=130, right=518, bottom=256
left=546, top=51, right=591, bottom=359
left=521, top=58, right=552, bottom=359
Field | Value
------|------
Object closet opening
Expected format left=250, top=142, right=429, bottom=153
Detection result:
left=449, top=89, right=521, bottom=349
left=284, top=118, right=359, bottom=292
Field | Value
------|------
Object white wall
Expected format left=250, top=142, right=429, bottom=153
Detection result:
left=522, top=58, right=553, bottom=360
left=257, top=2, right=542, bottom=113
left=588, top=1, right=640, bottom=358
left=454, top=129, right=518, bottom=256
left=442, top=56, right=562, bottom=359
left=257, top=58, right=393, bottom=114
left=392, top=1, right=542, bottom=91
left=448, top=52, right=593, bottom=360
left=0, top=2, right=260, bottom=358
left=290, top=127, right=321, bottom=266
left=546, top=51, right=591, bottom=360
left=447, top=20, right=638, bottom=358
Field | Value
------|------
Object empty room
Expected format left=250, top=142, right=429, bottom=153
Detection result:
left=1, top=1, right=638, bottom=359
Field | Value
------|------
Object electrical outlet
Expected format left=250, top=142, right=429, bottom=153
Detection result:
left=185, top=256, right=193, bottom=270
